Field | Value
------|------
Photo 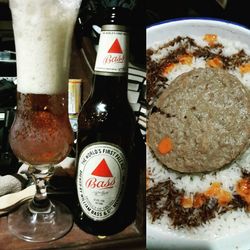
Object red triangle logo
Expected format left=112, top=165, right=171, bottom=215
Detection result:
left=108, top=39, right=123, bottom=54
left=91, top=159, right=113, bottom=177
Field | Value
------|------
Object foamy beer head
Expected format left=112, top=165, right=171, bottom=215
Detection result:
left=9, top=0, right=82, bottom=94
left=9, top=0, right=81, bottom=164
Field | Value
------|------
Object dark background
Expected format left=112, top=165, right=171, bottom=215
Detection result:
left=1, top=0, right=249, bottom=71
left=146, top=0, right=250, bottom=28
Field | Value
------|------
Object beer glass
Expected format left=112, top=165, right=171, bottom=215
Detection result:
left=8, top=0, right=81, bottom=242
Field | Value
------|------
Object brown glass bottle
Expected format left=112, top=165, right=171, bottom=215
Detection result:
left=74, top=7, right=138, bottom=235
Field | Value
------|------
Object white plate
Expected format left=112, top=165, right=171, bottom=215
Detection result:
left=147, top=18, right=250, bottom=48
left=146, top=18, right=250, bottom=250
left=147, top=223, right=250, bottom=250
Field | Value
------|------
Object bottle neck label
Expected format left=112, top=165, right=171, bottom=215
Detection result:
left=77, top=142, right=127, bottom=221
left=94, top=25, right=129, bottom=76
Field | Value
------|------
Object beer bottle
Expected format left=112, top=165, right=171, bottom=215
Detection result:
left=74, top=7, right=138, bottom=235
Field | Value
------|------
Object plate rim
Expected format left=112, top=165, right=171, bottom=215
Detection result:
left=147, top=17, right=250, bottom=31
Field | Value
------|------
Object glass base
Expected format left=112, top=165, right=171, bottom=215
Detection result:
left=8, top=199, right=73, bottom=242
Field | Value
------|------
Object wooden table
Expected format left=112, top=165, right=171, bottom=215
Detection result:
left=0, top=217, right=145, bottom=250
left=0, top=160, right=146, bottom=250
left=0, top=156, right=145, bottom=250
left=0, top=162, right=145, bottom=249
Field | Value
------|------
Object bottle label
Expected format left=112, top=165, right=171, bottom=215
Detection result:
left=94, top=25, right=129, bottom=76
left=77, top=142, right=127, bottom=221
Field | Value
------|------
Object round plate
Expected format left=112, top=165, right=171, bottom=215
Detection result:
left=147, top=18, right=250, bottom=250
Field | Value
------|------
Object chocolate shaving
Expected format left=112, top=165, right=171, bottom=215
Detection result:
left=151, top=106, right=176, bottom=118
left=147, top=176, right=250, bottom=228
left=147, top=36, right=250, bottom=103
left=241, top=169, right=250, bottom=178
left=146, top=179, right=218, bottom=228
left=146, top=181, right=172, bottom=222
left=229, top=194, right=248, bottom=210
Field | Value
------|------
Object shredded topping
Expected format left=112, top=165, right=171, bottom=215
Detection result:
left=147, top=171, right=250, bottom=228
left=147, top=36, right=250, bottom=103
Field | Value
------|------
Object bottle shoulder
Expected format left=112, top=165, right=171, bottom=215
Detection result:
left=77, top=100, right=136, bottom=152
left=79, top=97, right=134, bottom=120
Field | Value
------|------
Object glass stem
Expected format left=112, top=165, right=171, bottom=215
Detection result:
left=28, top=165, right=54, bottom=213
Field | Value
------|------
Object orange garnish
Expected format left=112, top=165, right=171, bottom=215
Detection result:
left=193, top=193, right=206, bottom=208
left=180, top=183, right=232, bottom=209
left=162, top=63, right=175, bottom=76
left=178, top=54, right=193, bottom=65
left=180, top=182, right=232, bottom=210
left=217, top=190, right=232, bottom=206
left=203, top=34, right=218, bottom=46
left=239, top=63, right=250, bottom=74
left=157, top=137, right=173, bottom=154
left=207, top=57, right=223, bottom=68
left=204, top=182, right=221, bottom=197
left=236, top=178, right=250, bottom=204
left=204, top=182, right=231, bottom=206
left=181, top=196, right=193, bottom=208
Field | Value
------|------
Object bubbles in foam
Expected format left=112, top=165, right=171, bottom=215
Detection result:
left=58, top=0, right=82, bottom=9
left=9, top=0, right=82, bottom=95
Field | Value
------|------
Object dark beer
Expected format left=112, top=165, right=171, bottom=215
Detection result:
left=9, top=92, right=73, bottom=165
left=9, top=0, right=79, bottom=166
left=74, top=7, right=138, bottom=235
left=8, top=0, right=81, bottom=242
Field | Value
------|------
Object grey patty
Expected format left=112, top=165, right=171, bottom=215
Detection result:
left=148, top=67, right=250, bottom=173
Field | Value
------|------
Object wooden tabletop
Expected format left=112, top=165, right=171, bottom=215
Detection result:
left=0, top=216, right=145, bottom=250
left=0, top=159, right=145, bottom=250
left=0, top=148, right=146, bottom=250
left=0, top=164, right=146, bottom=249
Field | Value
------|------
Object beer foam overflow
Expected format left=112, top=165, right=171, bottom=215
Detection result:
left=10, top=0, right=82, bottom=94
